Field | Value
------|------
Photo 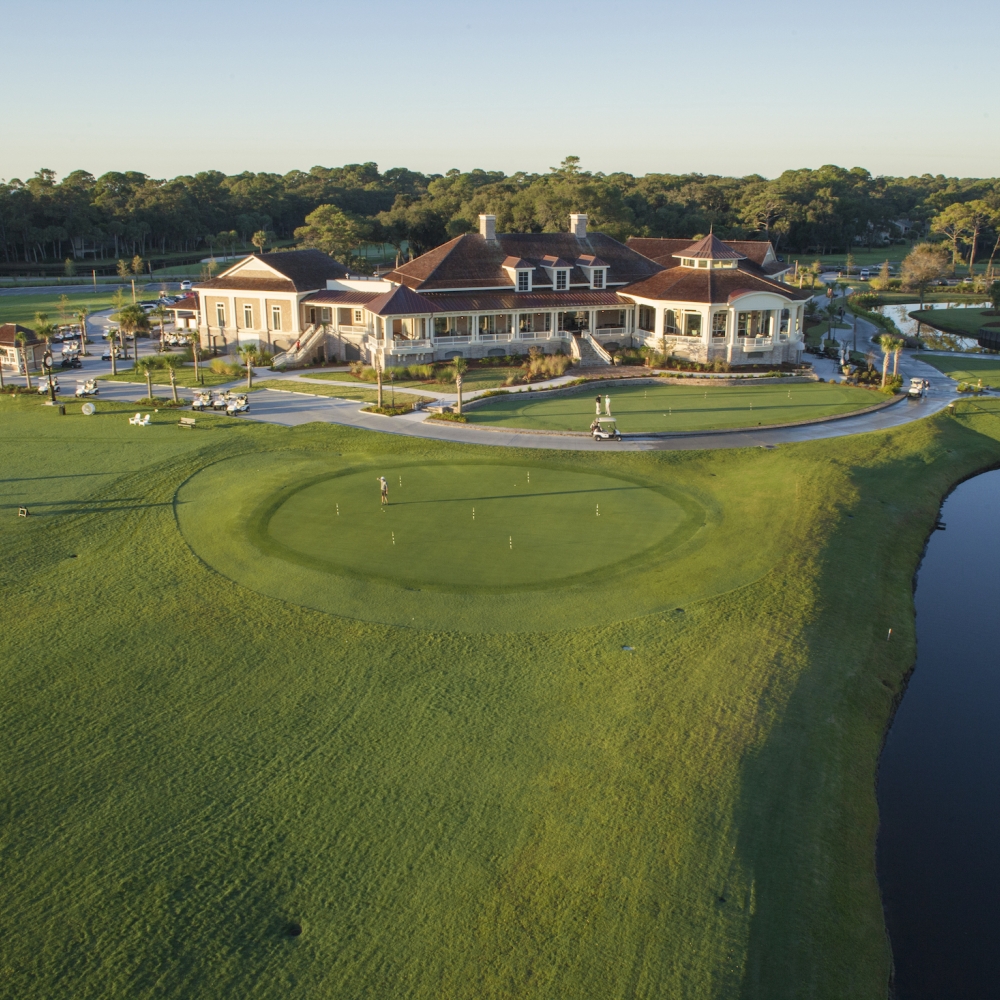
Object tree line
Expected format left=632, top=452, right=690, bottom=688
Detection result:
left=4, top=157, right=1000, bottom=271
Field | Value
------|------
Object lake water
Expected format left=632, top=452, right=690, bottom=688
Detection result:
left=876, top=469, right=1000, bottom=999
left=880, top=303, right=986, bottom=350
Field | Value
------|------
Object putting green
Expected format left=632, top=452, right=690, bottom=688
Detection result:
left=263, top=464, right=688, bottom=589
left=175, top=450, right=767, bottom=632
left=465, top=380, right=881, bottom=433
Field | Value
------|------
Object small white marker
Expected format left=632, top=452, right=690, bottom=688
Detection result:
left=392, top=531, right=395, bottom=545
left=336, top=503, right=339, bottom=516
left=509, top=535, right=512, bottom=549
left=887, top=628, right=892, bottom=641
left=472, top=507, right=475, bottom=520
left=596, top=504, right=600, bottom=517
left=399, top=475, right=402, bottom=488
left=527, top=471, right=530, bottom=484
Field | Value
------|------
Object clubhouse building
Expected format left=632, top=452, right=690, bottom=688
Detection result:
left=191, top=215, right=808, bottom=368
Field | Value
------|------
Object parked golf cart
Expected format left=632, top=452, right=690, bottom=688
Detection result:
left=37, top=376, right=60, bottom=394
left=211, top=391, right=232, bottom=411
left=75, top=379, right=98, bottom=397
left=226, top=394, right=250, bottom=415
left=591, top=417, right=622, bottom=441
left=60, top=356, right=83, bottom=369
left=191, top=391, right=212, bottom=411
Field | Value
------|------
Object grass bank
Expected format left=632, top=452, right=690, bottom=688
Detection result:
left=252, top=379, right=434, bottom=405
left=910, top=306, right=995, bottom=337
left=313, top=366, right=525, bottom=392
left=2, top=393, right=1000, bottom=998
left=464, top=380, right=882, bottom=433
left=99, top=365, right=237, bottom=389
left=915, top=354, right=1000, bottom=388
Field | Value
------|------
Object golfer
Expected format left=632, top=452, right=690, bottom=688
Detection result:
left=378, top=475, right=388, bottom=505
left=604, top=394, right=611, bottom=416
left=595, top=395, right=602, bottom=416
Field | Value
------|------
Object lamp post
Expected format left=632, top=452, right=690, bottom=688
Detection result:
left=43, top=351, right=56, bottom=403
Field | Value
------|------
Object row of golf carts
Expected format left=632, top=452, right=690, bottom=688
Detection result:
left=192, top=390, right=250, bottom=415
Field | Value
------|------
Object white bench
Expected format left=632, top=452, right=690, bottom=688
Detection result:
left=178, top=417, right=196, bottom=429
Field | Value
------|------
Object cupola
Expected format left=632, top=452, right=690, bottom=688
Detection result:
left=674, top=233, right=745, bottom=270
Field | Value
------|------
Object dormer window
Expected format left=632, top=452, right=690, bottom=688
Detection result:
left=697, top=259, right=709, bottom=269
left=517, top=270, right=530, bottom=292
left=555, top=270, right=568, bottom=291
left=681, top=258, right=695, bottom=267
left=592, top=269, right=605, bottom=289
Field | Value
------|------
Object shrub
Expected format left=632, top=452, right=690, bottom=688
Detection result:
left=209, top=358, right=242, bottom=377
left=428, top=411, right=468, bottom=422
left=362, top=402, right=414, bottom=416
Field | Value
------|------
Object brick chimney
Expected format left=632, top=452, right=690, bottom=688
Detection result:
left=569, top=213, right=587, bottom=238
left=479, top=214, right=497, bottom=241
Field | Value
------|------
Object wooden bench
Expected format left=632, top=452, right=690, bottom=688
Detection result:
left=178, top=417, right=197, bottom=429
left=18, top=507, right=29, bottom=517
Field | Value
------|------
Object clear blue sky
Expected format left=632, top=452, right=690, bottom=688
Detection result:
left=4, top=0, right=997, bottom=182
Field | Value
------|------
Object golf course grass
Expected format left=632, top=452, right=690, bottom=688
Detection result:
left=3, top=392, right=1000, bottom=999
left=100, top=365, right=238, bottom=388
left=465, top=380, right=884, bottom=433
left=251, top=379, right=435, bottom=404
left=313, top=366, right=523, bottom=392
left=0, top=289, right=125, bottom=327
left=915, top=353, right=1000, bottom=388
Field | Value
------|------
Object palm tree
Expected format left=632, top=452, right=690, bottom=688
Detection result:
left=877, top=333, right=896, bottom=388
left=239, top=344, right=259, bottom=390
left=892, top=336, right=904, bottom=378
left=15, top=331, right=32, bottom=389
left=118, top=304, right=149, bottom=369
left=150, top=304, right=169, bottom=352
left=187, top=331, right=202, bottom=384
left=251, top=230, right=268, bottom=255
left=451, top=355, right=469, bottom=414
left=374, top=354, right=384, bottom=408
left=76, top=308, right=89, bottom=355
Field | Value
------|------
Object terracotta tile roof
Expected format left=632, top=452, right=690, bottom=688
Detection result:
left=619, top=267, right=809, bottom=304
left=168, top=294, right=198, bottom=312
left=674, top=233, right=745, bottom=259
left=366, top=284, right=441, bottom=317
left=540, top=255, right=572, bottom=268
left=206, top=248, right=349, bottom=292
left=420, top=290, right=625, bottom=312
left=502, top=255, right=533, bottom=269
left=384, top=231, right=662, bottom=292
left=627, top=236, right=790, bottom=276
left=575, top=253, right=609, bottom=267
left=0, top=323, right=41, bottom=346
left=301, top=290, right=381, bottom=306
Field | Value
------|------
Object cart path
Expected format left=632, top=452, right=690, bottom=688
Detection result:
left=17, top=348, right=965, bottom=452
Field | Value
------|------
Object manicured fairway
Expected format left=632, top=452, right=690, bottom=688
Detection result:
left=465, top=380, right=882, bottom=432
left=3, top=392, right=1000, bottom=1000
left=915, top=353, right=1000, bottom=388
left=910, top=307, right=993, bottom=337
left=251, top=379, right=435, bottom=404
left=0, top=289, right=123, bottom=327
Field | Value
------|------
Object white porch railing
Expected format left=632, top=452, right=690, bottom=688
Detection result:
left=387, top=338, right=433, bottom=351
left=337, top=324, right=369, bottom=335
left=478, top=332, right=514, bottom=343
left=272, top=324, right=325, bottom=367
left=739, top=337, right=773, bottom=349
left=593, top=327, right=627, bottom=337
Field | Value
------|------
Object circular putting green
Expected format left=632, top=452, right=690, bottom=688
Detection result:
left=465, top=380, right=881, bottom=433
left=259, top=463, right=688, bottom=590
left=175, top=451, right=763, bottom=632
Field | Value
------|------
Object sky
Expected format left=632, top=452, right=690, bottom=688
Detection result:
left=3, top=0, right=997, bottom=183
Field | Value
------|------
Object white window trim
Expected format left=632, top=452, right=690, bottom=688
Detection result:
left=516, top=270, right=531, bottom=292
left=271, top=304, right=282, bottom=332
left=243, top=304, right=253, bottom=327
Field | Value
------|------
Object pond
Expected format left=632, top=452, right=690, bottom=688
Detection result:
left=879, top=302, right=986, bottom=350
left=876, top=469, right=1000, bottom=999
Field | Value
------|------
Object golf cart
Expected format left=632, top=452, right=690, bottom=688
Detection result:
left=60, top=355, right=83, bottom=369
left=226, top=394, right=250, bottom=415
left=75, top=379, right=98, bottom=397
left=191, top=391, right=212, bottom=411
left=907, top=377, right=929, bottom=398
left=37, top=376, right=60, bottom=394
left=592, top=416, right=622, bottom=441
left=211, top=391, right=232, bottom=411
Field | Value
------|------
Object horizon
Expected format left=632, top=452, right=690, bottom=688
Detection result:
left=4, top=0, right=998, bottom=181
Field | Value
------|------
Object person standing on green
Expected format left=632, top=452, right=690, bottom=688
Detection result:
left=378, top=476, right=388, bottom=505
